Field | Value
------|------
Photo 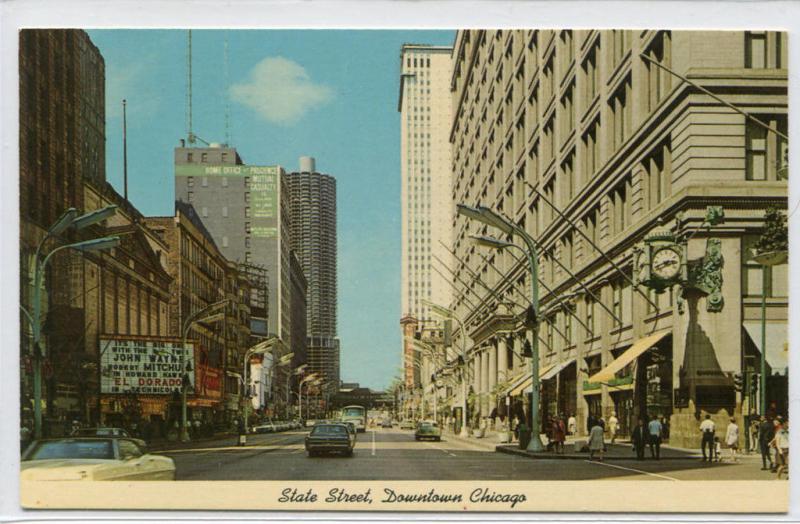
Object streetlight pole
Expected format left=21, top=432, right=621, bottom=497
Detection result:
left=21, top=206, right=119, bottom=440
left=298, top=373, right=319, bottom=420
left=180, top=298, right=230, bottom=442
left=457, top=203, right=545, bottom=452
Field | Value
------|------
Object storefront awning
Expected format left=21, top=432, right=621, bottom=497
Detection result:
left=743, top=322, right=788, bottom=375
left=541, top=358, right=576, bottom=381
left=588, top=330, right=671, bottom=384
left=505, top=363, right=556, bottom=396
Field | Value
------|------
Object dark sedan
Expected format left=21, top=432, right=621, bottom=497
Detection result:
left=305, top=423, right=354, bottom=457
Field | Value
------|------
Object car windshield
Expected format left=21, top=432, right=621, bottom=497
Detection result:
left=343, top=408, right=363, bottom=417
left=311, top=425, right=347, bottom=436
left=25, top=439, right=115, bottom=460
left=421, top=422, right=436, bottom=428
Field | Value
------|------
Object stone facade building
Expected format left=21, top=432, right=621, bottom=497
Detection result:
left=144, top=201, right=251, bottom=425
left=449, top=30, right=787, bottom=446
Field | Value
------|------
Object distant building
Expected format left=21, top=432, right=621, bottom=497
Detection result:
left=287, top=157, right=340, bottom=392
left=398, top=44, right=454, bottom=407
left=174, top=145, right=302, bottom=410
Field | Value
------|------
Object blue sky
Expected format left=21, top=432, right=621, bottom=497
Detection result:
left=87, top=29, right=455, bottom=390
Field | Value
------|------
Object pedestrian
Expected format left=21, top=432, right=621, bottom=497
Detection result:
left=648, top=415, right=663, bottom=460
left=660, top=416, right=670, bottom=441
left=631, top=418, right=647, bottom=461
left=567, top=414, right=577, bottom=436
left=700, top=414, right=716, bottom=462
left=589, top=421, right=605, bottom=461
left=714, top=437, right=722, bottom=462
left=608, top=412, right=619, bottom=444
left=725, top=417, right=739, bottom=462
left=552, top=416, right=566, bottom=454
left=750, top=418, right=760, bottom=453
left=759, top=416, right=775, bottom=470
left=770, top=419, right=789, bottom=479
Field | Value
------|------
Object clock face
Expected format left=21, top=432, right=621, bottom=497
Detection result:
left=652, top=247, right=681, bottom=280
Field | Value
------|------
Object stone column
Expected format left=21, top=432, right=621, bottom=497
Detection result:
left=498, top=336, right=509, bottom=383
left=480, top=349, right=489, bottom=417
left=514, top=334, right=524, bottom=369
left=488, top=341, right=498, bottom=420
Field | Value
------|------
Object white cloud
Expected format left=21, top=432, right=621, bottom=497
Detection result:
left=230, top=56, right=333, bottom=124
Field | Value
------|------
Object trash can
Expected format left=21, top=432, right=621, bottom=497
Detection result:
left=518, top=425, right=531, bottom=449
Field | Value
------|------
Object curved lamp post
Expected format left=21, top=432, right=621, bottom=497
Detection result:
left=457, top=203, right=545, bottom=452
left=20, top=205, right=119, bottom=439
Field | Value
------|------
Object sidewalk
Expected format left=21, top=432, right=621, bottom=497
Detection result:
left=147, top=431, right=237, bottom=452
left=497, top=437, right=707, bottom=461
left=442, top=429, right=506, bottom=451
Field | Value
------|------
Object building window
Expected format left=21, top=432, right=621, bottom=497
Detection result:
left=187, top=176, right=194, bottom=188
left=201, top=152, right=208, bottom=163
left=745, top=31, right=767, bottom=69
left=221, top=152, right=228, bottom=163
left=611, top=30, right=628, bottom=68
left=582, top=119, right=599, bottom=179
left=245, top=222, right=251, bottom=233
left=245, top=207, right=251, bottom=218
left=561, top=153, right=575, bottom=204
left=245, top=237, right=251, bottom=249
left=585, top=297, right=596, bottom=338
left=612, top=281, right=623, bottom=328
left=644, top=31, right=671, bottom=112
left=244, top=192, right=250, bottom=203
left=609, top=176, right=631, bottom=236
left=244, top=176, right=250, bottom=188
left=746, top=116, right=788, bottom=181
left=561, top=82, right=575, bottom=137
left=187, top=152, right=193, bottom=162
left=583, top=42, right=599, bottom=102
left=187, top=191, right=194, bottom=202
left=646, top=141, right=672, bottom=210
left=610, top=76, right=632, bottom=151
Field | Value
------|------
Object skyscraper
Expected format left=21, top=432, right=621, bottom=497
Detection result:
left=287, top=157, right=340, bottom=390
left=398, top=44, right=454, bottom=391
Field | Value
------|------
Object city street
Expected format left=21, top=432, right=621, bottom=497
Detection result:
left=162, top=427, right=776, bottom=481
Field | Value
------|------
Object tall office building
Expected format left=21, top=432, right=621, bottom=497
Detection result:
left=287, top=157, right=340, bottom=389
left=450, top=30, right=787, bottom=446
left=398, top=44, right=454, bottom=395
left=174, top=146, right=300, bottom=365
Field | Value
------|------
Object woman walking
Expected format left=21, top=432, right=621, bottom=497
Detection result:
left=589, top=421, right=605, bottom=461
left=725, top=417, right=739, bottom=462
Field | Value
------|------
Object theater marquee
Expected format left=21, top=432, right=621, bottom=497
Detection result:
left=99, top=336, right=195, bottom=395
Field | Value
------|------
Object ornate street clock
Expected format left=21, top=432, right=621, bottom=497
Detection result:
left=633, top=229, right=687, bottom=293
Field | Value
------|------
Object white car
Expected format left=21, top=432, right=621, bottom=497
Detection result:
left=21, top=438, right=176, bottom=481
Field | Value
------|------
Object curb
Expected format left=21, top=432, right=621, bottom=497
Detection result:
left=441, top=432, right=501, bottom=451
left=496, top=445, right=705, bottom=461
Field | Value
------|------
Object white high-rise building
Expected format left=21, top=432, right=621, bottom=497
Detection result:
left=399, top=44, right=454, bottom=326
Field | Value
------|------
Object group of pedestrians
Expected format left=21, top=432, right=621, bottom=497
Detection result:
left=756, top=415, right=790, bottom=479
left=629, top=415, right=664, bottom=460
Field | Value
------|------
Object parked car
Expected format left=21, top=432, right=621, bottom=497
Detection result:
left=253, top=423, right=276, bottom=434
left=70, top=427, right=147, bottom=448
left=399, top=419, right=415, bottom=430
left=305, top=423, right=355, bottom=457
left=380, top=419, right=393, bottom=428
left=414, top=420, right=442, bottom=441
left=20, top=437, right=176, bottom=481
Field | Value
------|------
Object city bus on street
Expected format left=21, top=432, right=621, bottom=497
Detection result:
left=340, top=405, right=366, bottom=433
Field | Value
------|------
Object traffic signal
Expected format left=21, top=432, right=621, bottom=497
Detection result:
left=751, top=374, right=759, bottom=396
left=733, top=373, right=743, bottom=392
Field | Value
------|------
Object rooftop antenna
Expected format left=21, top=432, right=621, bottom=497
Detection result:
left=186, top=30, right=194, bottom=144
left=224, top=32, right=231, bottom=147
left=123, top=99, right=128, bottom=201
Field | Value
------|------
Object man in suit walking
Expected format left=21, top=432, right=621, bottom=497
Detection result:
left=631, top=418, right=647, bottom=461
left=759, top=416, right=775, bottom=470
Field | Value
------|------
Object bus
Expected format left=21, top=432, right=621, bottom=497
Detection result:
left=340, top=405, right=367, bottom=433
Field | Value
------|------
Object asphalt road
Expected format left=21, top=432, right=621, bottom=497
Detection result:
left=162, top=427, right=778, bottom=481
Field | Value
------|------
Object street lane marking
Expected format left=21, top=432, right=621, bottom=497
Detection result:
left=584, top=460, right=679, bottom=481
left=164, top=435, right=297, bottom=454
left=371, top=430, right=376, bottom=456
